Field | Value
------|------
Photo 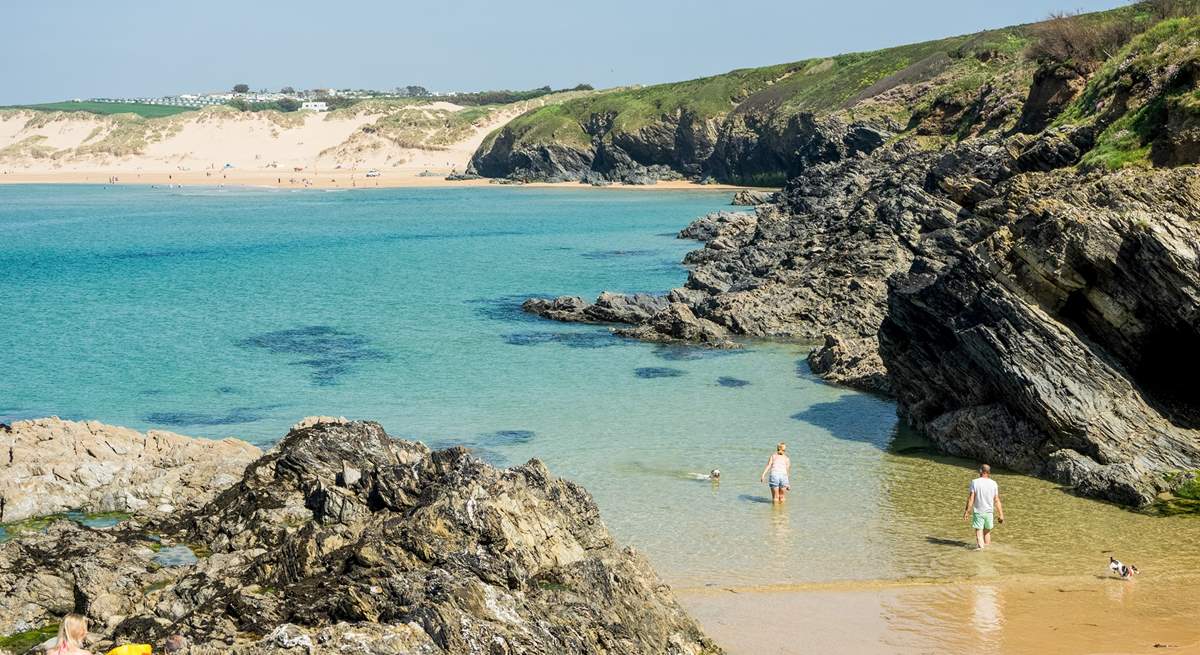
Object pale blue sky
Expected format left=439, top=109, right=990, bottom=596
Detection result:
left=2, top=0, right=1129, bottom=104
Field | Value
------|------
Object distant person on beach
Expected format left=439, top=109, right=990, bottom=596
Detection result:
left=51, top=613, right=92, bottom=654
left=760, top=442, right=791, bottom=503
left=964, top=464, right=1004, bottom=550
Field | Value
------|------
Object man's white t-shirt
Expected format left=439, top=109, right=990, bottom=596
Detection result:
left=970, top=477, right=999, bottom=514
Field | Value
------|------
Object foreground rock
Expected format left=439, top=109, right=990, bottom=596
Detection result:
left=0, top=419, right=720, bottom=655
left=0, top=418, right=260, bottom=523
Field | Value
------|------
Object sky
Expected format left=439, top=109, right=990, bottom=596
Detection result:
left=1, top=0, right=1130, bottom=104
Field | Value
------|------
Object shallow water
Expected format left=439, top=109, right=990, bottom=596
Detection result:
left=2, top=184, right=1197, bottom=591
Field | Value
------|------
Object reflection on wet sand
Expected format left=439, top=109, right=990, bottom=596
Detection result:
left=679, top=573, right=1200, bottom=654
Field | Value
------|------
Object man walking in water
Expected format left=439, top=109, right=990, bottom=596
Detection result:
left=963, top=464, right=1004, bottom=549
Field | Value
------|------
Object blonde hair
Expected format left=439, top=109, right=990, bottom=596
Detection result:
left=55, top=613, right=88, bottom=652
left=776, top=442, right=787, bottom=454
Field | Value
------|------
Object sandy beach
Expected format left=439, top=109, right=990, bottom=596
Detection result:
left=0, top=101, right=753, bottom=192
left=678, top=575, right=1200, bottom=655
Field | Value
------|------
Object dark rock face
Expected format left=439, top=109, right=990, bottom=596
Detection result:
left=469, top=134, right=595, bottom=182
left=1, top=420, right=720, bottom=654
left=470, top=110, right=887, bottom=185
left=879, top=169, right=1200, bottom=506
left=707, top=114, right=889, bottom=186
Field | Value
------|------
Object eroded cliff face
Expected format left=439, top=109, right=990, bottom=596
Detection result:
left=469, top=104, right=893, bottom=186
left=0, top=419, right=719, bottom=655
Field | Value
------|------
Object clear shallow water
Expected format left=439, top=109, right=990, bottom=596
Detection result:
left=3, top=185, right=1197, bottom=589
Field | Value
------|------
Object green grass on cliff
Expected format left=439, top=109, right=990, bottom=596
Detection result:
left=1058, top=13, right=1200, bottom=169
left=486, top=23, right=1039, bottom=151
left=479, top=2, right=1193, bottom=181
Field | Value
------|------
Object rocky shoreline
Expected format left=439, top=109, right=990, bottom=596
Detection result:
left=0, top=418, right=720, bottom=655
left=511, top=16, right=1200, bottom=506
left=520, top=133, right=1200, bottom=506
left=0, top=418, right=260, bottom=524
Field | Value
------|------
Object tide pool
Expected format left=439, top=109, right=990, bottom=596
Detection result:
left=3, top=184, right=1197, bottom=590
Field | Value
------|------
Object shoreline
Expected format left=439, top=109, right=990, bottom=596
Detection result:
left=676, top=574, right=1200, bottom=654
left=0, top=169, right=759, bottom=192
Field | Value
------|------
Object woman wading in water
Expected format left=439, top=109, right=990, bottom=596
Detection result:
left=760, top=442, right=791, bottom=503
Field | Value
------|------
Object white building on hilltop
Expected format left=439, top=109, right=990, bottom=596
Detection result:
left=301, top=101, right=329, bottom=112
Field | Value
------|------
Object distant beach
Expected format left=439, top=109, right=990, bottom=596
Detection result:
left=0, top=168, right=749, bottom=191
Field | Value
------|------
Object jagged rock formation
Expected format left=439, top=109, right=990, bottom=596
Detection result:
left=880, top=167, right=1200, bottom=506
left=0, top=418, right=260, bottom=523
left=0, top=419, right=719, bottom=655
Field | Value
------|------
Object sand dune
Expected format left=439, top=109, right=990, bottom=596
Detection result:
left=0, top=95, right=576, bottom=186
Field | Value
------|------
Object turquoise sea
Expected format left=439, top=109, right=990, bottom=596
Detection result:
left=4, top=184, right=1197, bottom=591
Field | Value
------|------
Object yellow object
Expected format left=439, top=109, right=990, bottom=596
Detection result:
left=106, top=645, right=152, bottom=655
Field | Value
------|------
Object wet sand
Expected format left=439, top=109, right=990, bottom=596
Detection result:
left=0, top=168, right=754, bottom=191
left=679, top=574, right=1200, bottom=654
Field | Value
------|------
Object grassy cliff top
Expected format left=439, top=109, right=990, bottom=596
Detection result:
left=485, top=3, right=1158, bottom=152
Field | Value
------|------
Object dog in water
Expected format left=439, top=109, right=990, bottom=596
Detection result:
left=1109, top=556, right=1138, bottom=579
left=709, top=469, right=721, bottom=481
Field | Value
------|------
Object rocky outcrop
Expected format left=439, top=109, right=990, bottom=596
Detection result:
left=614, top=303, right=739, bottom=349
left=0, top=419, right=719, bottom=655
left=730, top=189, right=775, bottom=206
left=806, top=334, right=890, bottom=395
left=470, top=109, right=712, bottom=184
left=522, top=292, right=669, bottom=325
left=879, top=168, right=1200, bottom=506
left=676, top=210, right=758, bottom=244
left=0, top=418, right=260, bottom=523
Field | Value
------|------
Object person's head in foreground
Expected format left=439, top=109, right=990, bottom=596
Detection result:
left=164, top=635, right=188, bottom=653
left=53, top=613, right=90, bottom=654
left=776, top=442, right=787, bottom=455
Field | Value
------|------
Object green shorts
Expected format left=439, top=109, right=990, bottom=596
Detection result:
left=971, top=512, right=995, bottom=530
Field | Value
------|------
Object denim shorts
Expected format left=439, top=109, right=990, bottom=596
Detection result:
left=768, top=472, right=789, bottom=489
